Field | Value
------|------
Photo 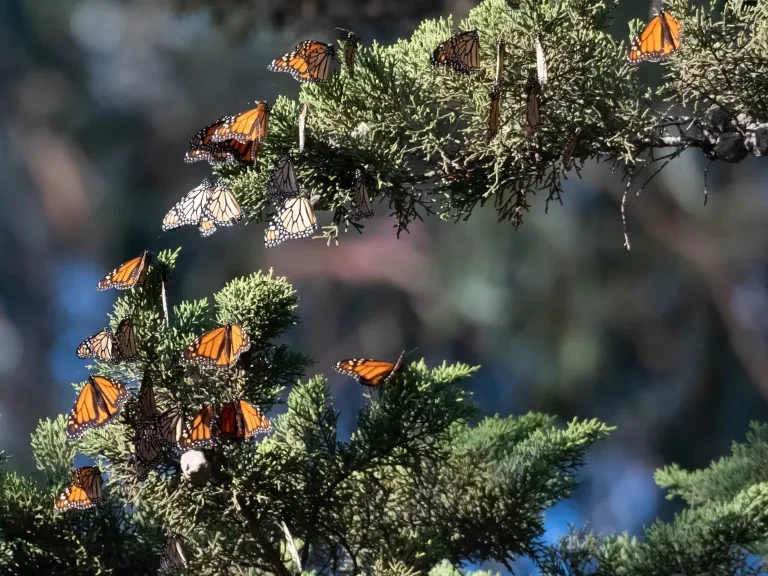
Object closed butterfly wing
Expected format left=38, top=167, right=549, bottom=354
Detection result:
left=351, top=169, right=373, bottom=222
left=137, top=376, right=158, bottom=423
left=524, top=75, right=542, bottom=137
left=135, top=423, right=164, bottom=481
left=431, top=30, right=480, bottom=75
left=267, top=155, right=300, bottom=204
left=333, top=351, right=405, bottom=387
left=180, top=404, right=215, bottom=450
left=77, top=327, right=120, bottom=363
left=54, top=466, right=103, bottom=512
left=162, top=179, right=214, bottom=232
left=627, top=9, right=681, bottom=63
left=268, top=41, right=336, bottom=84
left=298, top=102, right=308, bottom=153
left=276, top=197, right=317, bottom=240
left=206, top=180, right=244, bottom=227
left=535, top=35, right=548, bottom=86
left=264, top=221, right=284, bottom=248
left=66, top=375, right=128, bottom=439
left=159, top=535, right=187, bottom=575
left=116, top=317, right=137, bottom=361
left=488, top=85, right=501, bottom=141
left=210, top=102, right=269, bottom=143
left=218, top=138, right=259, bottom=165
left=338, top=28, right=360, bottom=76
left=157, top=408, right=185, bottom=448
left=181, top=324, right=251, bottom=368
left=184, top=116, right=228, bottom=163
left=97, top=251, right=150, bottom=291
left=562, top=131, right=581, bottom=168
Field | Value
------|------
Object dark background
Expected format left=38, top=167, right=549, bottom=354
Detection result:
left=2, top=0, right=767, bottom=572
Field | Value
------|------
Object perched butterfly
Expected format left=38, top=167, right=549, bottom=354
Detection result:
left=351, top=169, right=374, bottom=222
left=135, top=423, right=164, bottom=481
left=524, top=74, right=542, bottom=137
left=181, top=323, right=251, bottom=368
left=217, top=399, right=271, bottom=441
left=54, top=466, right=103, bottom=512
left=97, top=251, right=151, bottom=291
left=267, top=155, right=301, bottom=204
left=562, top=131, right=581, bottom=168
left=185, top=116, right=262, bottom=166
left=271, top=197, right=317, bottom=243
left=281, top=520, right=302, bottom=575
left=333, top=351, right=406, bottom=387
left=159, top=535, right=187, bottom=575
left=507, top=0, right=520, bottom=8
left=216, top=137, right=260, bottom=165
left=268, top=41, right=336, bottom=84
left=337, top=28, right=360, bottom=76
left=535, top=35, right=548, bottom=86
left=431, top=30, right=480, bottom=75
left=180, top=404, right=215, bottom=450
left=157, top=408, right=185, bottom=448
left=209, top=102, right=269, bottom=144
left=66, top=375, right=129, bottom=440
left=298, top=102, right=308, bottom=154
left=264, top=222, right=283, bottom=248
left=136, top=376, right=158, bottom=424
left=163, top=179, right=243, bottom=237
left=627, top=8, right=681, bottom=63
left=76, top=317, right=136, bottom=363
left=488, top=85, right=501, bottom=141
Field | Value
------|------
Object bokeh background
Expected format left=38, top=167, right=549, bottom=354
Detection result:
left=2, top=0, right=767, bottom=572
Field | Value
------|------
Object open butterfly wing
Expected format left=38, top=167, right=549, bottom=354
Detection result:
left=162, top=179, right=214, bottom=232
left=54, top=466, right=103, bottom=512
left=628, top=10, right=681, bottom=62
left=333, top=352, right=405, bottom=387
left=181, top=405, right=215, bottom=450
left=240, top=400, right=271, bottom=437
left=181, top=324, right=251, bottom=368
left=77, top=328, right=120, bottom=363
left=66, top=376, right=127, bottom=440
left=97, top=251, right=149, bottom=291
left=269, top=41, right=335, bottom=83
left=210, top=102, right=269, bottom=143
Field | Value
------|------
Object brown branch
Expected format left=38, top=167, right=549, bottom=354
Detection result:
left=234, top=493, right=293, bottom=576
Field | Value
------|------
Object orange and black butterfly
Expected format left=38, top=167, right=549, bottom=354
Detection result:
left=524, top=74, right=542, bottom=137
left=431, top=30, right=480, bottom=75
left=209, top=102, right=269, bottom=144
left=185, top=116, right=261, bottom=166
left=488, top=85, right=501, bottom=141
left=76, top=317, right=136, bottom=363
left=54, top=466, right=103, bottom=512
left=217, top=399, right=271, bottom=441
left=627, top=8, right=681, bottom=63
left=157, top=408, right=185, bottom=448
left=135, top=423, right=164, bottom=481
left=351, top=169, right=373, bottom=222
left=333, top=351, right=405, bottom=387
left=66, top=375, right=128, bottom=440
left=181, top=323, right=251, bottom=369
left=268, top=41, right=336, bottom=84
left=97, top=251, right=151, bottom=291
left=337, top=28, right=360, bottom=76
left=180, top=404, right=215, bottom=450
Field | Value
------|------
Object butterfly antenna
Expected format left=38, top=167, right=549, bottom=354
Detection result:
left=403, top=347, right=420, bottom=360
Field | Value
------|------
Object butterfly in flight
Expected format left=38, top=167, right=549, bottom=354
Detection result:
left=351, top=169, right=374, bottom=222
left=159, top=535, right=187, bottom=575
left=431, top=30, right=480, bottom=75
left=337, top=28, right=360, bottom=76
left=162, top=179, right=243, bottom=238
left=54, top=466, right=103, bottom=512
left=627, top=8, right=681, bottom=63
left=180, top=404, right=215, bottom=451
left=76, top=317, right=137, bottom=363
left=66, top=375, right=129, bottom=440
left=217, top=399, right=271, bottom=441
left=268, top=41, right=336, bottom=84
left=181, top=323, right=251, bottom=369
left=333, top=351, right=406, bottom=387
left=97, top=251, right=151, bottom=291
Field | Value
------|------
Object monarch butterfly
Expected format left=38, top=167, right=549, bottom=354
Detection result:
left=431, top=30, right=480, bottom=75
left=137, top=376, right=158, bottom=423
left=157, top=408, right=185, bottom=448
left=135, top=423, right=164, bottom=480
left=562, top=130, right=581, bottom=168
left=267, top=155, right=300, bottom=204
left=524, top=74, right=542, bottom=137
left=268, top=41, right=336, bottom=84
left=185, top=117, right=262, bottom=166
left=207, top=179, right=245, bottom=230
left=333, top=351, right=406, bottom=387
left=162, top=179, right=243, bottom=237
left=274, top=197, right=317, bottom=240
left=66, top=375, right=128, bottom=440
left=535, top=35, right=548, bottom=86
left=627, top=8, right=681, bottom=63
left=115, top=316, right=137, bottom=361
left=181, top=323, right=251, bottom=368
left=264, top=222, right=283, bottom=248
left=337, top=28, right=360, bottom=76
left=54, top=466, right=103, bottom=512
left=495, top=38, right=505, bottom=85
left=209, top=102, right=269, bottom=144
left=76, top=317, right=136, bottom=363
left=180, top=404, right=215, bottom=450
left=351, top=169, right=374, bottom=222
left=298, top=102, right=308, bottom=153
left=217, top=399, right=271, bottom=440
left=488, top=85, right=501, bottom=141
left=280, top=520, right=302, bottom=574
left=507, top=0, right=520, bottom=8
left=159, top=535, right=187, bottom=575
left=97, top=251, right=151, bottom=291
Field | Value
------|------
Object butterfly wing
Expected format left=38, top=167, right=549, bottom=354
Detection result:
left=219, top=138, right=259, bottom=165
left=159, top=536, right=187, bottom=575
left=351, top=169, right=373, bottom=222
left=431, top=31, right=480, bottom=74
left=77, top=327, right=120, bottom=363
left=239, top=400, right=271, bottom=438
left=269, top=41, right=336, bottom=84
left=116, top=317, right=137, bottom=361
left=184, top=116, right=227, bottom=163
left=277, top=198, right=317, bottom=240
left=488, top=85, right=501, bottom=142
left=264, top=221, right=285, bottom=248
left=54, top=466, right=103, bottom=512
left=628, top=10, right=681, bottom=63
left=267, top=155, right=300, bottom=204
left=281, top=521, right=302, bottom=574
left=137, top=377, right=157, bottom=423
left=298, top=102, right=308, bottom=153
left=180, top=405, right=215, bottom=450
left=339, top=29, right=359, bottom=76
left=135, top=423, right=164, bottom=480
left=210, top=102, right=269, bottom=143
left=162, top=179, right=214, bottom=232
left=216, top=401, right=243, bottom=440
left=181, top=324, right=251, bottom=368
left=535, top=35, right=548, bottom=86
left=157, top=408, right=185, bottom=448
left=333, top=352, right=405, bottom=387
left=206, top=180, right=244, bottom=227
left=524, top=75, right=541, bottom=137
left=97, top=251, right=150, bottom=291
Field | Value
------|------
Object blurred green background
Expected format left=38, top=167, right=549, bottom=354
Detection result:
left=2, top=0, right=767, bottom=571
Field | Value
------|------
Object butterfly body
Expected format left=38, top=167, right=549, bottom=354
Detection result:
left=627, top=8, right=681, bottom=63
left=55, top=466, right=103, bottom=512
left=333, top=351, right=405, bottom=387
